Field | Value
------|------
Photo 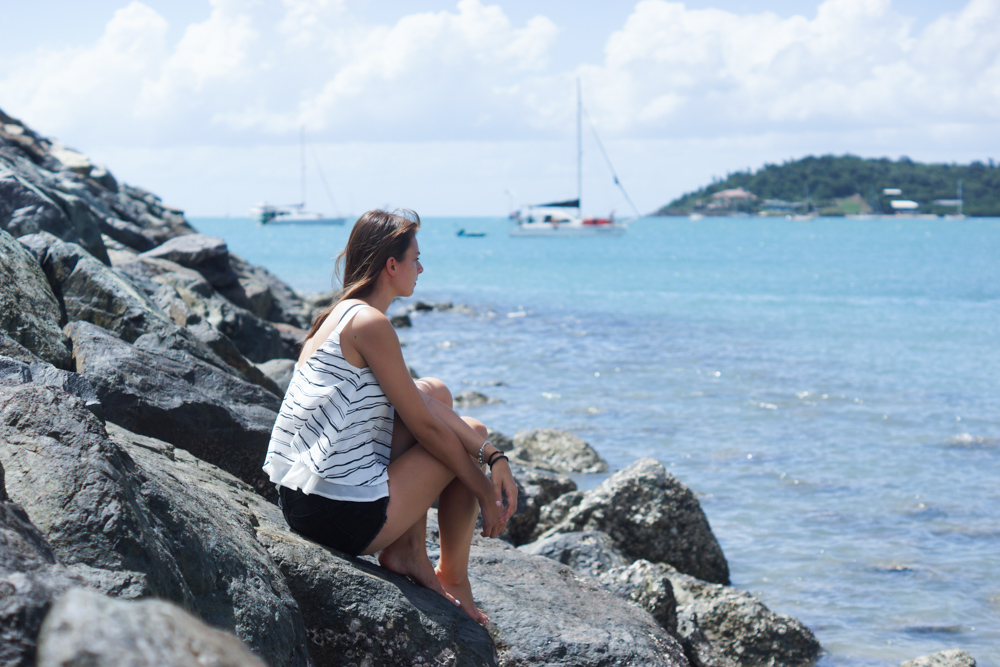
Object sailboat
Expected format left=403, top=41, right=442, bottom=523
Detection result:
left=251, top=128, right=348, bottom=226
left=510, top=80, right=636, bottom=237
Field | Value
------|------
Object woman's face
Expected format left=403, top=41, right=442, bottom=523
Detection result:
left=394, top=236, right=423, bottom=296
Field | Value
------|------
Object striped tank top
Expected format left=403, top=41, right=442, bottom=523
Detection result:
left=263, top=303, right=393, bottom=501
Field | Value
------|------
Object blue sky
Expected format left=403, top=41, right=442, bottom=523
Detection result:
left=1, top=1, right=996, bottom=217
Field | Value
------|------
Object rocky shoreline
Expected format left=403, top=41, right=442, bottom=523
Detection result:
left=0, top=109, right=978, bottom=667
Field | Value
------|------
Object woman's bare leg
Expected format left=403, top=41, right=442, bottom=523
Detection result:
left=435, top=416, right=489, bottom=623
left=372, top=378, right=448, bottom=589
left=368, top=379, right=489, bottom=622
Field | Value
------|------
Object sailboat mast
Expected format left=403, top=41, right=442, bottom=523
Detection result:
left=300, top=126, right=306, bottom=207
left=576, top=78, right=583, bottom=218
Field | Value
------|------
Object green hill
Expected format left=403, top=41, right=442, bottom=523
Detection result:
left=655, top=155, right=1000, bottom=217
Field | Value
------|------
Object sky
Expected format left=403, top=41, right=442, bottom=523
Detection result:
left=1, top=0, right=997, bottom=217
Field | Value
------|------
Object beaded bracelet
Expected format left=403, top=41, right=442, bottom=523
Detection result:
left=477, top=440, right=492, bottom=468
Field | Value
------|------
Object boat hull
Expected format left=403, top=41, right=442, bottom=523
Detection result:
left=510, top=222, right=625, bottom=237
left=261, top=216, right=348, bottom=226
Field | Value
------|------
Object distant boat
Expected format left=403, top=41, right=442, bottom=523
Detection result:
left=510, top=80, right=636, bottom=237
left=252, top=128, right=348, bottom=226
left=457, top=229, right=486, bottom=237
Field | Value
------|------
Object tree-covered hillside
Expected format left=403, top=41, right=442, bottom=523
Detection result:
left=655, top=155, right=1000, bottom=217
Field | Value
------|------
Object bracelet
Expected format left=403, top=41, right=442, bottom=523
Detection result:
left=477, top=440, right=491, bottom=468
left=486, top=450, right=504, bottom=467
left=488, top=454, right=509, bottom=470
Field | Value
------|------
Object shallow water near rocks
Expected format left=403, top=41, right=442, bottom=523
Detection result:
left=195, top=215, right=1000, bottom=667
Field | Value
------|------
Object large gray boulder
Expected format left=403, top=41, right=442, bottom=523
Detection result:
left=899, top=650, right=977, bottom=667
left=19, top=232, right=268, bottom=382
left=112, top=413, right=499, bottom=667
left=257, top=526, right=498, bottom=667
left=0, top=229, right=71, bottom=369
left=598, top=559, right=679, bottom=637
left=538, top=457, right=730, bottom=584
left=510, top=428, right=609, bottom=473
left=0, top=170, right=108, bottom=263
left=664, top=564, right=820, bottom=667
left=36, top=588, right=267, bottom=667
left=225, top=253, right=310, bottom=328
left=519, top=529, right=628, bottom=578
left=141, top=233, right=239, bottom=288
left=0, top=381, right=307, bottom=667
left=501, top=462, right=577, bottom=546
left=117, top=253, right=294, bottom=364
left=65, top=320, right=279, bottom=495
left=0, top=331, right=41, bottom=365
left=0, top=355, right=103, bottom=420
left=0, top=461, right=86, bottom=667
left=457, top=536, right=690, bottom=667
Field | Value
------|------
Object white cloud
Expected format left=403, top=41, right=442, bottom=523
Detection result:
left=1, top=0, right=997, bottom=216
left=575, top=0, right=1000, bottom=138
left=0, top=2, right=169, bottom=142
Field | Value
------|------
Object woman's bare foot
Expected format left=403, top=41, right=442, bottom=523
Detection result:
left=435, top=567, right=488, bottom=624
left=378, top=545, right=461, bottom=608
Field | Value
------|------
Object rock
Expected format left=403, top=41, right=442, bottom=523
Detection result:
left=597, top=559, right=679, bottom=637
left=65, top=321, right=280, bottom=496
left=519, top=529, right=628, bottom=577
left=258, top=358, right=297, bottom=395
left=99, top=214, right=161, bottom=252
left=0, top=331, right=41, bottom=365
left=501, top=462, right=577, bottom=546
left=0, top=230, right=71, bottom=369
left=141, top=234, right=239, bottom=288
left=23, top=233, right=277, bottom=388
left=510, top=428, right=609, bottom=473
left=112, top=423, right=500, bottom=667
left=0, top=381, right=308, bottom=666
left=19, top=231, right=175, bottom=342
left=215, top=254, right=308, bottom=328
left=454, top=389, right=502, bottom=408
left=36, top=588, right=267, bottom=667
left=666, top=564, right=820, bottom=667
left=390, top=313, right=412, bottom=328
left=530, top=489, right=586, bottom=541
left=0, top=463, right=86, bottom=667
left=444, top=533, right=690, bottom=666
left=257, top=528, right=498, bottom=667
left=44, top=188, right=110, bottom=263
left=0, top=356, right=103, bottom=420
left=676, top=615, right=738, bottom=667
left=899, top=650, right=977, bottom=667
left=0, top=170, right=108, bottom=263
left=118, top=254, right=294, bottom=363
left=537, top=458, right=730, bottom=584
left=486, top=428, right=514, bottom=451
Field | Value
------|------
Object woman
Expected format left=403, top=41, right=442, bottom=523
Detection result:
left=263, top=209, right=516, bottom=624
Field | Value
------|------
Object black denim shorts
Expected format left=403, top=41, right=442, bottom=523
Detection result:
left=278, top=486, right=389, bottom=557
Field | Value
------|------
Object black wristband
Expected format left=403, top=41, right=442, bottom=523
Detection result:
left=488, top=454, right=508, bottom=469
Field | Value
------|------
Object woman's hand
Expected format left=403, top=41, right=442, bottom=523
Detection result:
left=491, top=458, right=518, bottom=524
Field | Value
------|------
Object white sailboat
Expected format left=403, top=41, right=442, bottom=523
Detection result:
left=251, top=128, right=348, bottom=226
left=510, top=81, right=636, bottom=237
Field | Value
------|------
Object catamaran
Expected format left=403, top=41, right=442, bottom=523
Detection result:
left=251, top=128, right=348, bottom=226
left=510, top=80, right=638, bottom=237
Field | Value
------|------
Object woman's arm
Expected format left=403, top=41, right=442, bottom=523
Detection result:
left=347, top=310, right=511, bottom=533
left=421, top=392, right=518, bottom=522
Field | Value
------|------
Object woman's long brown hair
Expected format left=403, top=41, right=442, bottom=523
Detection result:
left=305, top=209, right=420, bottom=340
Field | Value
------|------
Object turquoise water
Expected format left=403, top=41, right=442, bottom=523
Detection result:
left=195, top=215, right=1000, bottom=666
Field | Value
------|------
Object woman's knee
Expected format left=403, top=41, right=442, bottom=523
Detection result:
left=462, top=416, right=488, bottom=439
left=416, top=377, right=452, bottom=407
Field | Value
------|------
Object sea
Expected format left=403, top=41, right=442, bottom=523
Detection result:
left=194, top=215, right=999, bottom=667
